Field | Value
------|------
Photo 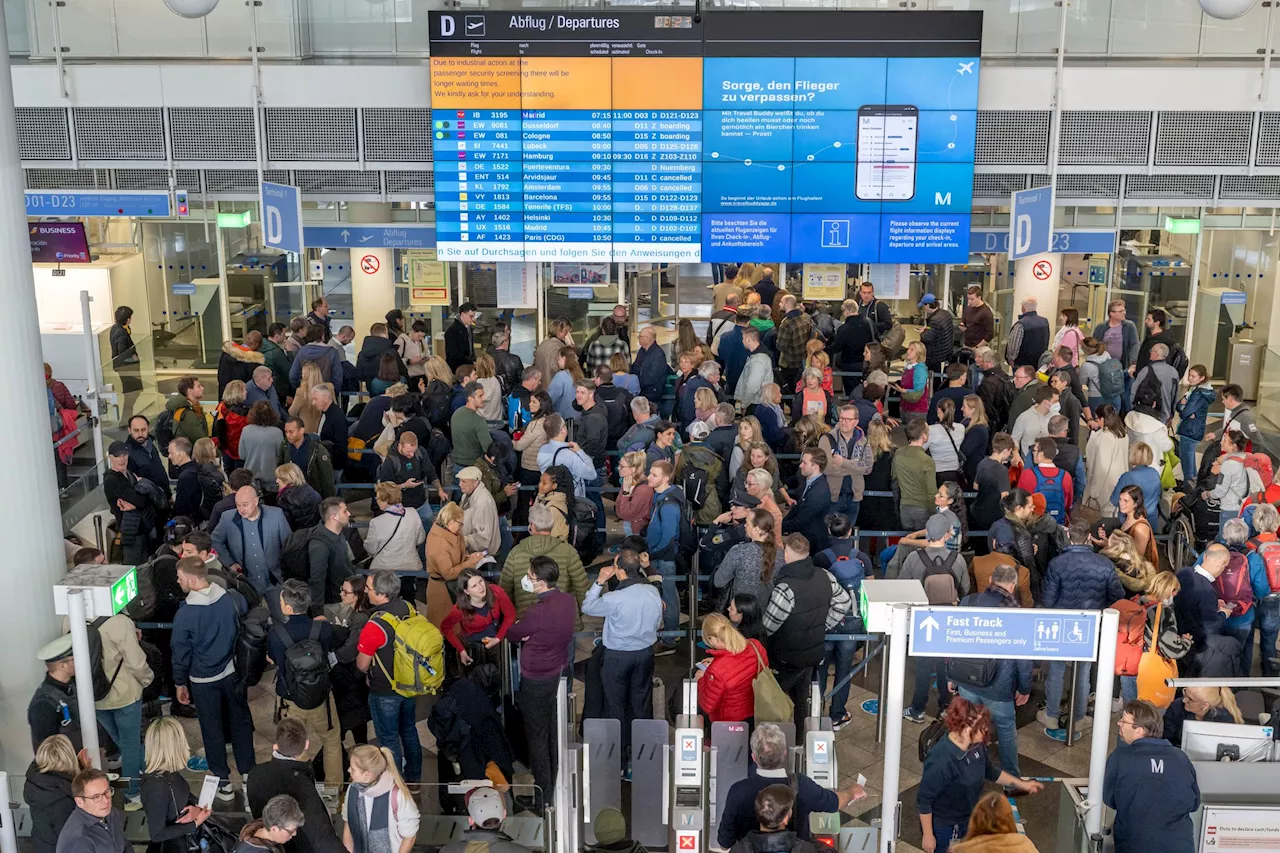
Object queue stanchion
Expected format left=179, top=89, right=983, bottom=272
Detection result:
left=1085, top=608, right=1120, bottom=838
left=93, top=513, right=105, bottom=554
left=877, top=604, right=912, bottom=853
left=553, top=676, right=581, bottom=853
left=0, top=771, right=17, bottom=853
left=1065, top=661, right=1081, bottom=748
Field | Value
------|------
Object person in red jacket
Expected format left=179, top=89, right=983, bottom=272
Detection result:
left=440, top=568, right=516, bottom=669
left=698, top=612, right=769, bottom=724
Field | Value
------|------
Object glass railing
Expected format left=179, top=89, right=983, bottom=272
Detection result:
left=12, top=0, right=1279, bottom=61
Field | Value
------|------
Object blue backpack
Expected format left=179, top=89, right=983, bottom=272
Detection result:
left=1031, top=466, right=1068, bottom=524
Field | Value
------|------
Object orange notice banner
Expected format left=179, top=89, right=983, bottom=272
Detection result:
left=613, top=57, right=703, bottom=109
left=430, top=57, right=521, bottom=108
left=519, top=57, right=612, bottom=110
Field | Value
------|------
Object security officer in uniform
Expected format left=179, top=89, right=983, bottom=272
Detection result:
left=1103, top=699, right=1200, bottom=853
left=28, top=635, right=83, bottom=754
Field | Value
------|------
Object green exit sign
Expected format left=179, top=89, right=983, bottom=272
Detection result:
left=109, top=567, right=138, bottom=615
left=217, top=210, right=252, bottom=228
left=1164, top=217, right=1201, bottom=234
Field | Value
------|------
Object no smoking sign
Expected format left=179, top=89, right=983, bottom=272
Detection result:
left=1032, top=259, right=1053, bottom=280
left=360, top=254, right=381, bottom=275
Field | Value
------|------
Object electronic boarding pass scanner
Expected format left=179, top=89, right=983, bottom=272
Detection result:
left=672, top=727, right=705, bottom=853
left=806, top=730, right=841, bottom=844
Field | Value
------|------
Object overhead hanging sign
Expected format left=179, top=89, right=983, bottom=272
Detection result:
left=969, top=228, right=1117, bottom=255
left=304, top=224, right=436, bottom=250
left=910, top=606, right=1101, bottom=662
left=26, top=190, right=173, bottom=218
left=1009, top=186, right=1053, bottom=260
left=260, top=182, right=304, bottom=255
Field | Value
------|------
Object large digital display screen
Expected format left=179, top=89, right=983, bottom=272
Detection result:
left=429, top=11, right=981, bottom=264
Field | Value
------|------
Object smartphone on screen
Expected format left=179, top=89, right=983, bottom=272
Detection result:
left=856, top=105, right=918, bottom=202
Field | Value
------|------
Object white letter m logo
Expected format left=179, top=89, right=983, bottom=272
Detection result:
left=1151, top=759, right=1164, bottom=774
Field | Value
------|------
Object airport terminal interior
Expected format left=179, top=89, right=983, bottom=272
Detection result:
left=7, top=1, right=1280, bottom=852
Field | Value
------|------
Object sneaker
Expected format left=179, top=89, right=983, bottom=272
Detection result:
left=1044, top=727, right=1084, bottom=744
left=1076, top=716, right=1094, bottom=732
left=1035, top=710, right=1059, bottom=730
left=903, top=708, right=926, bottom=724
left=831, top=712, right=853, bottom=731
left=186, top=756, right=209, bottom=773
left=654, top=643, right=677, bottom=657
left=124, top=794, right=143, bottom=812
left=216, top=781, right=236, bottom=801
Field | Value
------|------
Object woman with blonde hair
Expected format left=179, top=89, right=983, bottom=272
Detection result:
left=959, top=395, right=990, bottom=485
left=1119, top=571, right=1193, bottom=702
left=1101, top=530, right=1155, bottom=594
left=549, top=346, right=584, bottom=419
left=140, top=718, right=211, bottom=853
left=275, top=461, right=321, bottom=530
left=674, top=317, right=699, bottom=360
left=425, top=501, right=484, bottom=627
left=729, top=415, right=763, bottom=481
left=951, top=792, right=1040, bottom=853
left=289, top=361, right=324, bottom=433
left=693, top=385, right=719, bottom=432
left=417, top=354, right=455, bottom=426
left=472, top=353, right=504, bottom=422
left=860, top=416, right=898, bottom=534
left=1167, top=686, right=1245, bottom=748
left=25, top=734, right=79, bottom=853
left=611, top=350, right=641, bottom=396
left=615, top=449, right=654, bottom=536
left=896, top=340, right=931, bottom=419
left=213, top=378, right=250, bottom=468
left=697, top=612, right=769, bottom=724
left=343, top=744, right=420, bottom=853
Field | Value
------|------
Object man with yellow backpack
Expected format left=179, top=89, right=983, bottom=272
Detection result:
left=356, top=569, right=445, bottom=783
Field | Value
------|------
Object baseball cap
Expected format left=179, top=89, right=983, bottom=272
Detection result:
left=991, top=524, right=1016, bottom=551
left=918, top=293, right=938, bottom=308
left=925, top=513, right=953, bottom=542
left=688, top=421, right=711, bottom=441
left=108, top=441, right=129, bottom=457
left=466, top=787, right=505, bottom=829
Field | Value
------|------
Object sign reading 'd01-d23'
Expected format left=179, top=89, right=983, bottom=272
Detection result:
left=26, top=190, right=174, bottom=218
left=429, top=10, right=982, bottom=265
left=910, top=606, right=1100, bottom=662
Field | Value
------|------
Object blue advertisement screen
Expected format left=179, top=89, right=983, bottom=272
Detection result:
left=699, top=54, right=978, bottom=264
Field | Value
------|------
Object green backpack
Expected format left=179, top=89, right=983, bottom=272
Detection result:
left=373, top=610, right=446, bottom=697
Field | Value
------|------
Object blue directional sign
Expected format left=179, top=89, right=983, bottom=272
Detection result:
left=909, top=606, right=1100, bottom=662
left=25, top=190, right=173, bottom=218
left=1009, top=187, right=1054, bottom=260
left=969, top=228, right=1117, bottom=255
left=304, top=225, right=436, bottom=250
left=260, top=182, right=303, bottom=255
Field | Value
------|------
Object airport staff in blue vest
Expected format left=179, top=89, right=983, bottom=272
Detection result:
left=1103, top=700, right=1200, bottom=853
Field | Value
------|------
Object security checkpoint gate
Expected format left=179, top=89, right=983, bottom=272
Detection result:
left=710, top=722, right=750, bottom=845
left=582, top=718, right=622, bottom=845
left=672, top=679, right=707, bottom=853
left=632, top=718, right=671, bottom=849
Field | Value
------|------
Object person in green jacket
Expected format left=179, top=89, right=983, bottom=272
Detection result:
left=261, top=323, right=295, bottom=402
left=892, top=418, right=937, bottom=533
left=167, top=376, right=209, bottom=444
left=450, top=381, right=494, bottom=468
left=498, top=504, right=590, bottom=623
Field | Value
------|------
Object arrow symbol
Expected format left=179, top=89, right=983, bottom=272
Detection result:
left=340, top=229, right=351, bottom=242
left=920, top=615, right=941, bottom=642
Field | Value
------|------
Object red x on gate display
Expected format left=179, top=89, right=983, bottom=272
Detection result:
left=678, top=832, right=698, bottom=850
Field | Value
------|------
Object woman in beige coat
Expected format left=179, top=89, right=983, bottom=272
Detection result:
left=424, top=502, right=483, bottom=627
left=950, top=793, right=1040, bottom=853
left=1084, top=404, right=1131, bottom=516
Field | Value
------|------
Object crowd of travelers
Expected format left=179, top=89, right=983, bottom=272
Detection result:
left=37, top=280, right=1279, bottom=853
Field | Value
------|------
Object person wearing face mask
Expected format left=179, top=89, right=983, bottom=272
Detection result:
left=582, top=549, right=662, bottom=779
left=506, top=556, right=578, bottom=814
left=341, top=747, right=419, bottom=853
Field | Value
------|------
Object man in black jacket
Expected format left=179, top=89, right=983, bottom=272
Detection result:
left=1135, top=307, right=1181, bottom=374
left=856, top=281, right=893, bottom=341
left=247, top=718, right=346, bottom=853
left=444, top=302, right=478, bottom=371
left=592, top=367, right=635, bottom=448
left=355, top=322, right=405, bottom=391
left=705, top=403, right=739, bottom=506
left=125, top=415, right=171, bottom=496
left=763, top=534, right=851, bottom=727
left=166, top=437, right=203, bottom=523
left=782, top=449, right=833, bottom=553
left=105, top=442, right=161, bottom=565
left=573, top=379, right=611, bottom=520
left=307, top=498, right=354, bottom=617
left=311, top=385, right=348, bottom=476
left=489, top=329, right=525, bottom=395
left=833, top=298, right=873, bottom=375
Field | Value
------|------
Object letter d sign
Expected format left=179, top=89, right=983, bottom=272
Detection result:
left=266, top=206, right=283, bottom=245
left=1014, top=214, right=1032, bottom=257
left=441, top=15, right=455, bottom=36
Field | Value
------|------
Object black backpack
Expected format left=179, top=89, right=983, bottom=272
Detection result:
left=1168, top=344, right=1189, bottom=378
left=680, top=458, right=712, bottom=512
left=236, top=604, right=271, bottom=687
left=946, top=657, right=999, bottom=690
left=281, top=526, right=326, bottom=584
left=86, top=617, right=124, bottom=702
left=153, top=406, right=185, bottom=455
left=275, top=622, right=331, bottom=711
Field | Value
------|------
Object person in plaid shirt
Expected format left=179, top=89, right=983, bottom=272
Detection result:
left=775, top=294, right=815, bottom=390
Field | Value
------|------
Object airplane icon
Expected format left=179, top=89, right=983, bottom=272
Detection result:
left=359, top=235, right=373, bottom=243
left=957, top=61, right=975, bottom=75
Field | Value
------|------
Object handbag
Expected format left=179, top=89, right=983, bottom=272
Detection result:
left=1160, top=448, right=1180, bottom=491
left=942, top=425, right=968, bottom=482
left=1136, top=601, right=1178, bottom=709
left=750, top=643, right=795, bottom=724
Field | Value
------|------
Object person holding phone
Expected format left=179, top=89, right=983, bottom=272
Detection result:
left=139, top=718, right=213, bottom=853
left=377, top=431, right=446, bottom=532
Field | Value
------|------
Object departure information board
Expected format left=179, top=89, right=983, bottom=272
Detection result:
left=429, top=10, right=981, bottom=264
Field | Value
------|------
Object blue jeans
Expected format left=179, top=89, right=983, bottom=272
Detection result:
left=498, top=516, right=513, bottom=561
left=1045, top=661, right=1091, bottom=724
left=821, top=615, right=861, bottom=718
left=1229, top=616, right=1256, bottom=677
left=1121, top=372, right=1133, bottom=414
left=1088, top=395, right=1122, bottom=415
left=1121, top=675, right=1138, bottom=704
left=832, top=493, right=861, bottom=529
left=368, top=692, right=422, bottom=782
left=97, top=701, right=143, bottom=797
left=1257, top=596, right=1280, bottom=678
left=932, top=820, right=963, bottom=853
left=909, top=656, right=951, bottom=715
left=416, top=501, right=434, bottom=533
left=653, top=558, right=681, bottom=634
left=1178, top=435, right=1200, bottom=484
left=957, top=686, right=1020, bottom=778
